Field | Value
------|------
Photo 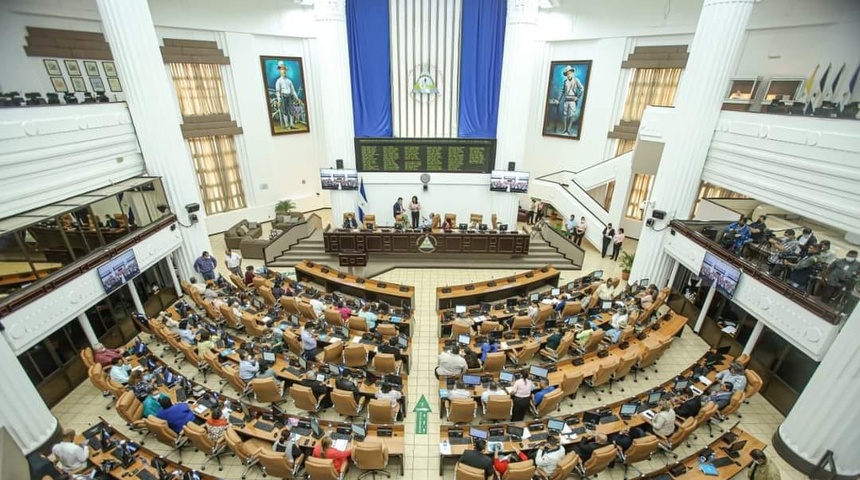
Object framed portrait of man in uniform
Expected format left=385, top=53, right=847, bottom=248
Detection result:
left=542, top=60, right=592, bottom=140
left=259, top=56, right=310, bottom=135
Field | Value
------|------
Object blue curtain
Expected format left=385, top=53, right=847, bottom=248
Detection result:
left=346, top=0, right=392, bottom=137
left=458, top=0, right=507, bottom=138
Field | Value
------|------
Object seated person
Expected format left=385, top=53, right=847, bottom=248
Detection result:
left=255, top=360, right=276, bottom=379
left=464, top=350, right=482, bottom=370
left=527, top=302, right=540, bottom=324
left=645, top=399, right=676, bottom=438
left=436, top=345, right=467, bottom=378
left=128, top=370, right=151, bottom=401
left=336, top=376, right=361, bottom=400
left=197, top=330, right=216, bottom=357
left=706, top=382, right=735, bottom=409
left=51, top=429, right=89, bottom=473
left=109, top=357, right=132, bottom=385
left=606, top=307, right=630, bottom=343
left=377, top=336, right=403, bottom=361
left=420, top=213, right=434, bottom=229
left=336, top=301, right=352, bottom=322
left=92, top=343, right=122, bottom=367
left=673, top=393, right=702, bottom=419
left=448, top=380, right=472, bottom=401
left=535, top=435, right=566, bottom=477
left=715, top=362, right=748, bottom=392
left=243, top=265, right=256, bottom=286
left=143, top=386, right=169, bottom=418
left=749, top=449, right=781, bottom=480
left=459, top=438, right=494, bottom=480
left=238, top=351, right=260, bottom=382
left=301, top=370, right=333, bottom=408
left=493, top=446, right=529, bottom=477
left=442, top=218, right=454, bottom=232
left=156, top=396, right=196, bottom=433
left=637, top=285, right=658, bottom=310
left=177, top=320, right=196, bottom=345
left=572, top=432, right=609, bottom=462
left=375, top=382, right=403, bottom=419
left=357, top=304, right=378, bottom=330
left=575, top=325, right=595, bottom=346
left=552, top=294, right=569, bottom=314
left=480, top=381, right=507, bottom=406
left=544, top=328, right=564, bottom=350
left=609, top=427, right=646, bottom=452
left=596, top=280, right=617, bottom=301
left=273, top=427, right=302, bottom=462
left=187, top=277, right=207, bottom=294
left=532, top=379, right=556, bottom=406
left=748, top=215, right=768, bottom=244
left=343, top=213, right=358, bottom=229
left=205, top=408, right=229, bottom=442
left=469, top=220, right=480, bottom=230
left=479, top=338, right=499, bottom=363
left=767, top=230, right=799, bottom=276
left=722, top=217, right=751, bottom=253
left=312, top=435, right=352, bottom=473
left=796, top=227, right=818, bottom=256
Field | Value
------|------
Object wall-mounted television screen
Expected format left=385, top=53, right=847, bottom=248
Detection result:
left=97, top=250, right=141, bottom=294
left=320, top=169, right=359, bottom=191
left=699, top=251, right=741, bottom=298
left=490, top=170, right=529, bottom=193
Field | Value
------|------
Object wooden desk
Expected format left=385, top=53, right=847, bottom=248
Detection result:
left=324, top=229, right=530, bottom=255
left=642, top=426, right=765, bottom=479
left=436, top=266, right=561, bottom=310
left=296, top=260, right=415, bottom=307
left=0, top=261, right=63, bottom=287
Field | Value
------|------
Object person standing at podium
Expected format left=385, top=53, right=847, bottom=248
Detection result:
left=393, top=197, right=404, bottom=222
left=409, top=196, right=421, bottom=228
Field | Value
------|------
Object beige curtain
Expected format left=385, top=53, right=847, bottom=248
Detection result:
left=186, top=136, right=246, bottom=214
left=168, top=63, right=229, bottom=117
left=621, top=68, right=682, bottom=122
left=603, top=181, right=615, bottom=211
left=616, top=139, right=636, bottom=156
left=692, top=182, right=748, bottom=217
left=625, top=173, right=654, bottom=220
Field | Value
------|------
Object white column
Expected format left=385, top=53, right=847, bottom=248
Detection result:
left=312, top=0, right=357, bottom=223
left=127, top=281, right=145, bottom=314
left=96, top=0, right=212, bottom=281
left=168, top=254, right=183, bottom=297
left=77, top=313, right=99, bottom=347
left=692, top=282, right=716, bottom=333
left=741, top=320, right=763, bottom=356
left=666, top=259, right=680, bottom=290
left=492, top=0, right=539, bottom=227
left=775, top=308, right=860, bottom=477
left=629, top=0, right=755, bottom=285
left=0, top=337, right=57, bottom=454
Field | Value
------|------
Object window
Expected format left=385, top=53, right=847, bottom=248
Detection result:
left=692, top=182, right=748, bottom=217
left=168, top=63, right=229, bottom=117
left=187, top=135, right=247, bottom=214
left=625, top=173, right=654, bottom=220
left=616, top=139, right=636, bottom=156
left=620, top=68, right=682, bottom=122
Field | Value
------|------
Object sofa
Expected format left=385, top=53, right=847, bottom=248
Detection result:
left=273, top=212, right=305, bottom=231
left=224, top=219, right=262, bottom=249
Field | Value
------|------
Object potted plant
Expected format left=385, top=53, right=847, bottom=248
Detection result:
left=618, top=250, right=635, bottom=281
left=274, top=199, right=296, bottom=215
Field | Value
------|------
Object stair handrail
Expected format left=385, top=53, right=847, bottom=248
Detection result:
left=811, top=449, right=838, bottom=480
left=535, top=219, right=585, bottom=268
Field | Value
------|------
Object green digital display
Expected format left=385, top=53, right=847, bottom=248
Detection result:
left=355, top=138, right=496, bottom=173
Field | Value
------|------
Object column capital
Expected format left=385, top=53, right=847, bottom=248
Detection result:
left=507, top=0, right=539, bottom=25
left=315, top=0, right=345, bottom=22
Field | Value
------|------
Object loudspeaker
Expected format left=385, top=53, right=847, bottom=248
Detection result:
left=507, top=162, right=515, bottom=171
left=652, top=209, right=666, bottom=220
left=335, top=159, right=344, bottom=169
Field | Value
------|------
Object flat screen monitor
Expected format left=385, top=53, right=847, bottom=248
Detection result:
left=648, top=391, right=663, bottom=405
left=505, top=298, right=517, bottom=309
left=463, top=374, right=481, bottom=386
left=507, top=425, right=524, bottom=438
left=547, top=419, right=565, bottom=432
left=601, top=301, right=613, bottom=311
left=97, top=250, right=141, bottom=294
left=163, top=370, right=176, bottom=386
left=499, top=371, right=514, bottom=383
left=674, top=378, right=690, bottom=391
left=529, top=365, right=548, bottom=379
left=529, top=293, right=539, bottom=302
left=699, top=252, right=741, bottom=298
left=498, top=223, right=509, bottom=231
left=469, top=427, right=488, bottom=439
left=262, top=352, right=275, bottom=362
left=639, top=278, right=650, bottom=287
left=551, top=288, right=560, bottom=296
left=397, top=335, right=409, bottom=349
left=620, top=404, right=639, bottom=416
left=489, top=170, right=529, bottom=193
left=299, top=356, right=307, bottom=370
left=455, top=305, right=467, bottom=314
left=582, top=411, right=601, bottom=425
left=328, top=363, right=341, bottom=376
left=592, top=270, right=604, bottom=280
left=728, top=440, right=747, bottom=452
left=352, top=423, right=366, bottom=439
left=319, top=168, right=358, bottom=190
left=457, top=334, right=471, bottom=345
left=310, top=418, right=323, bottom=438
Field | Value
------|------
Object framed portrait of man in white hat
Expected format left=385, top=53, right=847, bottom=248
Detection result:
left=259, top=56, right=310, bottom=135
left=542, top=60, right=592, bottom=140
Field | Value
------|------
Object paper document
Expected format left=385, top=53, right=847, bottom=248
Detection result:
left=690, top=386, right=703, bottom=396
left=439, top=442, right=452, bottom=455
left=641, top=410, right=655, bottom=420
left=352, top=336, right=363, bottom=343
left=521, top=428, right=532, bottom=440
left=698, top=376, right=713, bottom=386
left=193, top=404, right=209, bottom=414
left=332, top=439, right=349, bottom=451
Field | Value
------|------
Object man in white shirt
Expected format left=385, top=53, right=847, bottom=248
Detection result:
left=596, top=280, right=616, bottom=301
left=224, top=249, right=242, bottom=277
left=527, top=302, right=540, bottom=323
left=357, top=304, right=378, bottom=330
left=308, top=295, right=325, bottom=320
left=374, top=383, right=403, bottom=420
left=51, top=429, right=89, bottom=472
left=535, top=435, right=566, bottom=477
left=188, top=278, right=207, bottom=294
left=480, top=381, right=508, bottom=406
left=448, top=380, right=472, bottom=400
left=436, top=345, right=468, bottom=378
left=109, top=357, right=131, bottom=385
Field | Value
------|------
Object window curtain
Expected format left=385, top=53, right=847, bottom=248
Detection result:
left=692, top=182, right=747, bottom=217
left=616, top=139, right=636, bottom=156
left=625, top=173, right=654, bottom=220
left=186, top=136, right=246, bottom=214
left=346, top=0, right=392, bottom=137
left=168, top=63, right=229, bottom=117
left=458, top=0, right=506, bottom=138
left=621, top=68, right=682, bottom=122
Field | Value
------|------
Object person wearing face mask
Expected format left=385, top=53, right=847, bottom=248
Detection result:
left=767, top=229, right=799, bottom=277
left=819, top=250, right=859, bottom=304
left=796, top=227, right=818, bottom=255
left=748, top=215, right=768, bottom=244
left=787, top=243, right=824, bottom=291
left=748, top=449, right=781, bottom=480
left=723, top=217, right=751, bottom=254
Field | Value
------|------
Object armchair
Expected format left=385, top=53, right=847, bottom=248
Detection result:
left=224, top=219, right=262, bottom=250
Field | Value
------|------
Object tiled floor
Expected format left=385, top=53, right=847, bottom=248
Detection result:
left=52, top=221, right=803, bottom=479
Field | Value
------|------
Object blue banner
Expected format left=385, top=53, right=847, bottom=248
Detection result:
left=457, top=0, right=506, bottom=138
left=346, top=0, right=393, bottom=137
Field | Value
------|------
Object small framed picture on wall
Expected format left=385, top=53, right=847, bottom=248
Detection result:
left=44, top=59, right=62, bottom=76
left=103, top=62, right=117, bottom=77
left=64, top=60, right=81, bottom=76
left=70, top=77, right=87, bottom=92
left=107, top=77, right=122, bottom=92
left=90, top=76, right=105, bottom=92
left=51, top=77, right=69, bottom=92
left=84, top=61, right=100, bottom=76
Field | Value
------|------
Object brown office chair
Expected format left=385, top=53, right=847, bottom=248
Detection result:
left=692, top=401, right=718, bottom=438
left=431, top=214, right=441, bottom=229
left=718, top=390, right=745, bottom=420
left=183, top=422, right=227, bottom=471
left=560, top=301, right=582, bottom=318
left=230, top=273, right=248, bottom=292
left=479, top=320, right=502, bottom=334
left=540, top=452, right=580, bottom=480
left=257, top=448, right=304, bottom=479
left=88, top=364, right=123, bottom=409
left=372, top=353, right=401, bottom=375
left=447, top=398, right=477, bottom=424
left=247, top=377, right=285, bottom=407
left=469, top=213, right=483, bottom=226
left=143, top=416, right=188, bottom=462
left=352, top=440, right=390, bottom=479
left=324, top=309, right=345, bottom=327
left=502, top=459, right=536, bottom=479
left=224, top=429, right=267, bottom=478
left=291, top=384, right=326, bottom=416
left=80, top=348, right=95, bottom=368
left=539, top=331, right=574, bottom=361
left=585, top=356, right=619, bottom=401
left=376, top=323, right=398, bottom=338
left=576, top=329, right=604, bottom=354
left=530, top=388, right=563, bottom=418
left=297, top=302, right=319, bottom=322
left=445, top=213, right=457, bottom=226
left=510, top=316, right=532, bottom=331
left=252, top=277, right=268, bottom=290
left=259, top=286, right=277, bottom=307
left=177, top=341, right=208, bottom=381
left=633, top=342, right=662, bottom=382
left=617, top=435, right=660, bottom=479
left=202, top=350, right=230, bottom=390
left=343, top=343, right=369, bottom=367
left=609, top=349, right=639, bottom=393
left=579, top=444, right=617, bottom=477
left=279, top=296, right=302, bottom=316
left=483, top=395, right=513, bottom=421
left=332, top=388, right=367, bottom=421
left=491, top=213, right=498, bottom=230
left=507, top=339, right=540, bottom=365
left=224, top=368, right=251, bottom=399
left=368, top=398, right=399, bottom=424
left=735, top=353, right=750, bottom=368
left=349, top=315, right=370, bottom=333
left=306, top=455, right=348, bottom=479
left=743, top=369, right=762, bottom=404
left=455, top=462, right=485, bottom=480
left=560, top=371, right=584, bottom=406
left=657, top=417, right=696, bottom=459
left=321, top=341, right=346, bottom=364
left=219, top=305, right=243, bottom=331
left=114, top=391, right=147, bottom=441
left=364, top=214, right=377, bottom=229
left=482, top=352, right=506, bottom=373
left=535, top=304, right=553, bottom=328
left=451, top=321, right=471, bottom=337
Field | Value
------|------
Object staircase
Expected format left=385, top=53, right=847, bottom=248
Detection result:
left=268, top=229, right=581, bottom=277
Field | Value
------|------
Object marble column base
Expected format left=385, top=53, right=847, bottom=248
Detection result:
left=773, top=430, right=856, bottom=480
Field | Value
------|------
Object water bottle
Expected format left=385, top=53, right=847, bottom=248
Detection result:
left=224, top=399, right=232, bottom=411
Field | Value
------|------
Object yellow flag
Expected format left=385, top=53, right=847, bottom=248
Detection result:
left=803, top=64, right=820, bottom=102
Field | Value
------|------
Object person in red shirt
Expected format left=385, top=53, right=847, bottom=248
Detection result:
left=92, top=343, right=122, bottom=367
left=337, top=302, right=352, bottom=322
left=493, top=447, right=529, bottom=476
left=312, top=435, right=352, bottom=473
left=244, top=266, right=256, bottom=286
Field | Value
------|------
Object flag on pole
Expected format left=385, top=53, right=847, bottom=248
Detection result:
left=810, top=63, right=831, bottom=111
left=801, top=64, right=820, bottom=103
left=827, top=63, right=846, bottom=102
left=127, top=206, right=136, bottom=226
left=847, top=64, right=860, bottom=104
left=357, top=177, right=369, bottom=223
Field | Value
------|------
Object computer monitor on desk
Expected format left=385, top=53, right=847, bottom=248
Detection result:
left=529, top=365, right=549, bottom=379
left=470, top=427, right=488, bottom=440
left=458, top=334, right=471, bottom=345
left=551, top=288, right=560, bottom=296
left=529, top=293, right=539, bottom=302
left=647, top=391, right=663, bottom=405
left=547, top=418, right=565, bottom=432
left=455, top=305, right=466, bottom=315
left=505, top=298, right=517, bottom=310
left=601, top=301, right=613, bottom=311
left=499, top=371, right=514, bottom=383
left=463, top=374, right=481, bottom=386
left=592, top=270, right=604, bottom=280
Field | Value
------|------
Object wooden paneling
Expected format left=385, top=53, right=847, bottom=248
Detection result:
left=179, top=115, right=243, bottom=138
left=621, top=45, right=688, bottom=69
left=161, top=38, right=229, bottom=64
left=323, top=230, right=531, bottom=255
left=23, top=27, right=113, bottom=60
